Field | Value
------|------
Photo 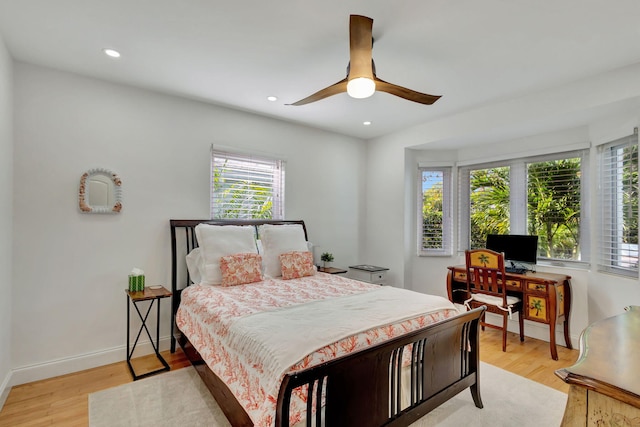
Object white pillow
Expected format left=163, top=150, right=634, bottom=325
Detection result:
left=257, top=239, right=312, bottom=255
left=185, top=248, right=203, bottom=284
left=259, top=224, right=309, bottom=277
left=195, top=224, right=258, bottom=285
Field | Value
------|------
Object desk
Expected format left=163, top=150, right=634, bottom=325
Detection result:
left=555, top=306, right=640, bottom=426
left=447, top=265, right=572, bottom=360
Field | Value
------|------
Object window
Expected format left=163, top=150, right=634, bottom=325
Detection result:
left=459, top=149, right=588, bottom=265
left=598, top=133, right=638, bottom=276
left=418, top=167, right=452, bottom=255
left=210, top=148, right=285, bottom=219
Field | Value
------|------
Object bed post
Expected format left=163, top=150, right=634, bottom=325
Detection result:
left=170, top=220, right=178, bottom=353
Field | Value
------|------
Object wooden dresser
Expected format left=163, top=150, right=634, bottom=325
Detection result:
left=555, top=306, right=640, bottom=426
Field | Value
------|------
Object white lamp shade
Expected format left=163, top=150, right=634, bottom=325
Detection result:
left=347, top=77, right=375, bottom=99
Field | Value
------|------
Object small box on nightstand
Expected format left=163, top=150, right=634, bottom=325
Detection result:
left=348, top=265, right=389, bottom=285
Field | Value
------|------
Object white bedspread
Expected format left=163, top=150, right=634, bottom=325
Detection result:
left=228, top=286, right=456, bottom=389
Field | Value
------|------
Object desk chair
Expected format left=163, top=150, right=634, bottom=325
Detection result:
left=465, top=249, right=524, bottom=352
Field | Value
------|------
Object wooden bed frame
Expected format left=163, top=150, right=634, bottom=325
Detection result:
left=170, top=219, right=485, bottom=427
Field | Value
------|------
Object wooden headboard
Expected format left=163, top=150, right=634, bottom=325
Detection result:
left=168, top=219, right=307, bottom=352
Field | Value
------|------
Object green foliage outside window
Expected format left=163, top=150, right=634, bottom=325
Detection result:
left=212, top=161, right=273, bottom=219
left=622, top=144, right=638, bottom=246
left=527, top=159, right=581, bottom=259
left=469, top=167, right=511, bottom=249
left=422, top=180, right=444, bottom=249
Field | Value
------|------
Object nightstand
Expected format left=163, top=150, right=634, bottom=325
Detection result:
left=126, top=286, right=172, bottom=380
left=348, top=265, right=389, bottom=285
left=318, top=266, right=348, bottom=274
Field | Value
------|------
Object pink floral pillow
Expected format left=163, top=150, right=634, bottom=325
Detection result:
left=279, top=251, right=316, bottom=280
left=219, top=253, right=263, bottom=286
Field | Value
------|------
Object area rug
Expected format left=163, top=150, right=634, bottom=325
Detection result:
left=89, top=363, right=567, bottom=426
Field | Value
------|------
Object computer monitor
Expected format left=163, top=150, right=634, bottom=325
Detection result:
left=485, top=234, right=539, bottom=266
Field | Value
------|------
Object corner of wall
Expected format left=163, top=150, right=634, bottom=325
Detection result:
left=0, top=370, right=11, bottom=410
left=0, top=31, right=14, bottom=412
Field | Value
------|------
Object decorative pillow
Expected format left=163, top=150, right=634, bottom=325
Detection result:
left=194, top=224, right=258, bottom=285
left=259, top=224, right=309, bottom=277
left=220, top=253, right=263, bottom=286
left=279, top=251, right=316, bottom=280
left=185, top=248, right=203, bottom=284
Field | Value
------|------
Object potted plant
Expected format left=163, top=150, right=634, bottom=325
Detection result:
left=320, top=252, right=334, bottom=268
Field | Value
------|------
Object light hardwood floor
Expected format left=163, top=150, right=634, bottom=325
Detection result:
left=0, top=329, right=578, bottom=426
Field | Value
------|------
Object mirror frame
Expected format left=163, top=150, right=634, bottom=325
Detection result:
left=78, top=168, right=123, bottom=214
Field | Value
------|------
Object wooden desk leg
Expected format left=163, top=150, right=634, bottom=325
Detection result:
left=548, top=284, right=559, bottom=361
left=563, top=279, right=573, bottom=350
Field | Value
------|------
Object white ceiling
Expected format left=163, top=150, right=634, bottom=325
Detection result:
left=1, top=0, right=640, bottom=140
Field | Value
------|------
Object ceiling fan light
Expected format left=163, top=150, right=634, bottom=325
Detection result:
left=347, top=77, right=375, bottom=99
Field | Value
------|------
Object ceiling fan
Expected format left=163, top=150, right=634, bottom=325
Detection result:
left=288, top=15, right=441, bottom=106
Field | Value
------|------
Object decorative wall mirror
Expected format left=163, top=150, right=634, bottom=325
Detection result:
left=79, top=168, right=123, bottom=213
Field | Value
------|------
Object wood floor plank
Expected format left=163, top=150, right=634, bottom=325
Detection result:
left=0, top=330, right=578, bottom=426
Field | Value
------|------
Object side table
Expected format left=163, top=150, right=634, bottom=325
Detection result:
left=126, top=285, right=172, bottom=380
left=348, top=265, right=389, bottom=285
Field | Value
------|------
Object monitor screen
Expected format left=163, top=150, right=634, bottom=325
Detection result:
left=485, top=234, right=538, bottom=265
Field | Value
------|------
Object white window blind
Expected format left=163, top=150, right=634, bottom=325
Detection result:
left=527, top=155, right=583, bottom=262
left=211, top=148, right=285, bottom=219
left=418, top=167, right=452, bottom=255
left=598, top=133, right=639, bottom=276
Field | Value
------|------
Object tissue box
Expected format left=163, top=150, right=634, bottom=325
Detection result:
left=128, top=274, right=145, bottom=292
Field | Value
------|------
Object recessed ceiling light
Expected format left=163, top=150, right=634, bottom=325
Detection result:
left=103, top=48, right=121, bottom=58
left=363, top=121, right=372, bottom=126
left=267, top=96, right=278, bottom=102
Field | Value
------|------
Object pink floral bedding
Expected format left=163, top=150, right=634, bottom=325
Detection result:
left=176, top=273, right=458, bottom=427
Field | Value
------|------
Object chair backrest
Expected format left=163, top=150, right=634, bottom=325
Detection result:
left=465, top=249, right=507, bottom=302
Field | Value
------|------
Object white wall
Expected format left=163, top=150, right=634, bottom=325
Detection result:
left=11, top=63, right=366, bottom=385
left=365, top=62, right=640, bottom=349
left=0, top=34, right=14, bottom=407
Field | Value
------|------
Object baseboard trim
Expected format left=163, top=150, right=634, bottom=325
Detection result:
left=0, top=369, right=11, bottom=412
left=10, top=336, right=172, bottom=387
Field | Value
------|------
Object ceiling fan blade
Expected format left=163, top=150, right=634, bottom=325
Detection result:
left=348, top=15, right=374, bottom=80
left=374, top=77, right=441, bottom=105
left=287, top=78, right=348, bottom=106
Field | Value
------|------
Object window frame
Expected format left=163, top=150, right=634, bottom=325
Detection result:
left=458, top=149, right=590, bottom=268
left=597, top=133, right=639, bottom=278
left=417, top=166, right=453, bottom=256
left=210, top=147, right=285, bottom=220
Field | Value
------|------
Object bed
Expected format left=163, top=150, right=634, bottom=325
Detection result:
left=170, top=219, right=485, bottom=427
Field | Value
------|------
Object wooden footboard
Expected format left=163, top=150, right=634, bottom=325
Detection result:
left=174, top=306, right=484, bottom=427
left=276, top=306, right=484, bottom=427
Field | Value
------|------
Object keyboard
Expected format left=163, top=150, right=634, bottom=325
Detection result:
left=505, top=267, right=527, bottom=274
